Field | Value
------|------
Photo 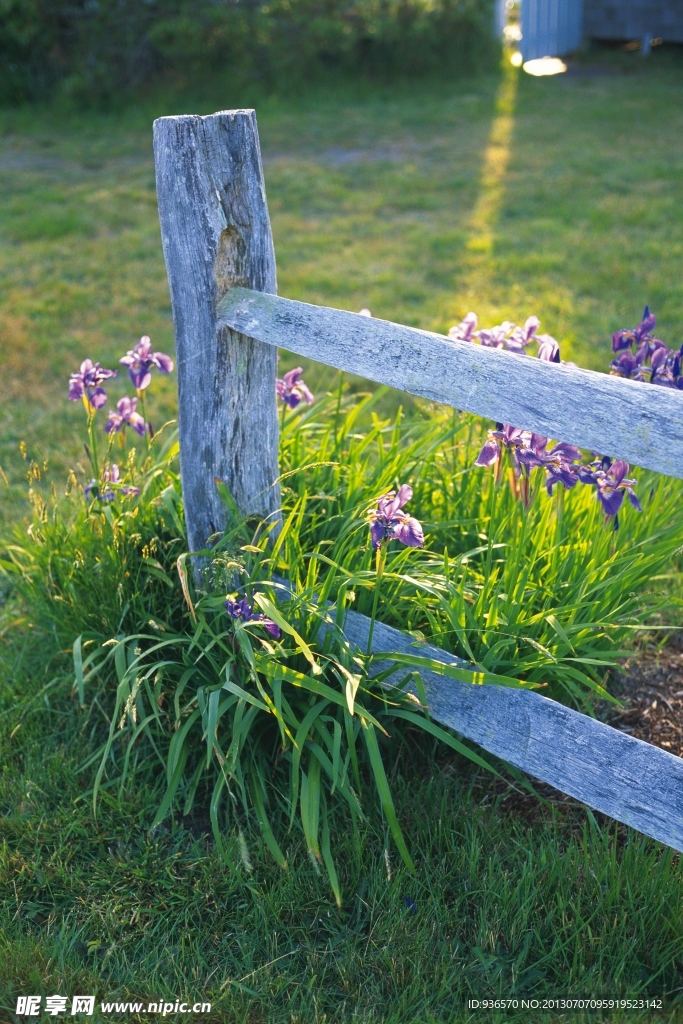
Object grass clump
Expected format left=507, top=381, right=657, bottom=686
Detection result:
left=2, top=427, right=185, bottom=645
left=278, top=389, right=683, bottom=704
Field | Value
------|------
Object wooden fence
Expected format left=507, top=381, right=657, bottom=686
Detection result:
left=153, top=109, right=683, bottom=855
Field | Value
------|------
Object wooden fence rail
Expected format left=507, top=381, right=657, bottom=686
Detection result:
left=154, top=108, right=683, bottom=854
left=354, top=614, right=683, bottom=854
left=218, top=286, right=683, bottom=481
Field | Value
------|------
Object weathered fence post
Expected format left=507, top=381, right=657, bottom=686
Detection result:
left=153, top=110, right=280, bottom=559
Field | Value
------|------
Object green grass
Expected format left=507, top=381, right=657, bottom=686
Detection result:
left=3, top=698, right=683, bottom=1024
left=3, top=46, right=683, bottom=1023
left=2, top=46, right=683, bottom=517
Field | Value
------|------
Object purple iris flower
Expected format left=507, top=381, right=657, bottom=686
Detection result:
left=650, top=344, right=683, bottom=388
left=225, top=596, right=281, bottom=638
left=610, top=350, right=645, bottom=380
left=276, top=368, right=314, bottom=409
left=475, top=425, right=544, bottom=506
left=475, top=316, right=540, bottom=354
left=650, top=345, right=672, bottom=386
left=609, top=307, right=681, bottom=386
left=637, top=336, right=667, bottom=364
left=84, top=479, right=101, bottom=501
left=475, top=321, right=516, bottom=350
left=537, top=334, right=561, bottom=363
left=612, top=306, right=655, bottom=353
left=447, top=313, right=562, bottom=363
left=475, top=425, right=542, bottom=472
left=579, top=457, right=641, bottom=517
left=543, top=442, right=583, bottom=494
left=84, top=463, right=139, bottom=502
left=368, top=485, right=424, bottom=550
left=508, top=315, right=541, bottom=352
left=635, top=306, right=657, bottom=341
left=120, top=336, right=174, bottom=390
left=104, top=396, right=147, bottom=436
left=516, top=435, right=583, bottom=493
left=612, top=305, right=661, bottom=356
left=512, top=431, right=554, bottom=472
left=448, top=312, right=478, bottom=342
left=68, top=359, right=117, bottom=409
left=612, top=328, right=634, bottom=354
left=476, top=425, right=584, bottom=505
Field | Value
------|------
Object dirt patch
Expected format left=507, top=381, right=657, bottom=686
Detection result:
left=604, top=643, right=683, bottom=757
left=263, top=140, right=426, bottom=167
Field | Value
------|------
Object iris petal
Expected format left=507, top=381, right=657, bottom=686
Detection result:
left=600, top=488, right=624, bottom=517
left=370, top=521, right=386, bottom=549
left=475, top=438, right=500, bottom=467
left=393, top=517, right=424, bottom=548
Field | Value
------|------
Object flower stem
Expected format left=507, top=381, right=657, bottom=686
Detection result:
left=86, top=407, right=99, bottom=482
left=333, top=371, right=344, bottom=451
left=366, top=546, right=386, bottom=657
left=485, top=473, right=496, bottom=582
left=137, top=388, right=151, bottom=451
left=551, top=485, right=564, bottom=579
left=555, top=484, right=564, bottom=531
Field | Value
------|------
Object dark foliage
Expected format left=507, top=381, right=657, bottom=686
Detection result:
left=0, top=0, right=497, bottom=104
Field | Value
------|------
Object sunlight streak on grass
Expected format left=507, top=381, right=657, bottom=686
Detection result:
left=453, top=59, right=519, bottom=313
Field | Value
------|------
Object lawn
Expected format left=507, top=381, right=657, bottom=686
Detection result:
left=2, top=47, right=683, bottom=1023
left=2, top=49, right=683, bottom=514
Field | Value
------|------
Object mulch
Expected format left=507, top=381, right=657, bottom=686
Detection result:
left=603, top=642, right=683, bottom=758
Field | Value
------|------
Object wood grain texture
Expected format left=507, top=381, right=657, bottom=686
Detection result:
left=153, top=111, right=280, bottom=558
left=218, top=288, right=683, bottom=480
left=339, top=609, right=683, bottom=853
